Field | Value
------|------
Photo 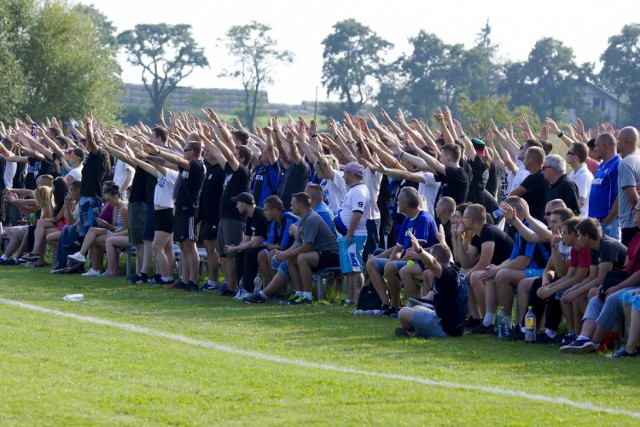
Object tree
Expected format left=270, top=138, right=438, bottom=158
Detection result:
left=72, top=3, right=118, bottom=50
left=601, top=24, right=640, bottom=126
left=322, top=19, right=392, bottom=114
left=220, top=21, right=293, bottom=130
left=499, top=38, right=588, bottom=119
left=0, top=0, right=122, bottom=123
left=118, top=24, right=209, bottom=123
left=457, top=95, right=540, bottom=135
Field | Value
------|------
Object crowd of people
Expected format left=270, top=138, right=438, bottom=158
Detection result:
left=1, top=106, right=639, bottom=360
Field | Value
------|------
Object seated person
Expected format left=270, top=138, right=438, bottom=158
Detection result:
left=366, top=187, right=437, bottom=317
left=561, top=210, right=640, bottom=354
left=395, top=232, right=467, bottom=339
left=608, top=288, right=640, bottom=358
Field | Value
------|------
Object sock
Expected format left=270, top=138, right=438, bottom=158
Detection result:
left=207, top=280, right=217, bottom=286
left=0, top=254, right=7, bottom=261
left=162, top=276, right=172, bottom=282
left=295, top=291, right=303, bottom=297
left=303, top=291, right=312, bottom=300
left=483, top=312, right=496, bottom=327
left=577, top=335, right=590, bottom=341
left=259, top=291, right=267, bottom=300
left=546, top=329, right=556, bottom=339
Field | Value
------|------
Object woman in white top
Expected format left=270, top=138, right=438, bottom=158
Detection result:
left=314, top=155, right=347, bottom=215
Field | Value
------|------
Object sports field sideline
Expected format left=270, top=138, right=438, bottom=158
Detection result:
left=1, top=266, right=639, bottom=426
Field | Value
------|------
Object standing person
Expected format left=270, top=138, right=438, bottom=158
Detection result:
left=616, top=127, right=640, bottom=246
left=589, top=132, right=620, bottom=240
left=155, top=133, right=205, bottom=290
left=542, top=154, right=580, bottom=215
left=275, top=120, right=310, bottom=210
left=510, top=147, right=549, bottom=222
left=566, top=142, right=593, bottom=218
left=335, top=162, right=370, bottom=304
left=251, top=141, right=281, bottom=208
left=78, top=113, right=109, bottom=240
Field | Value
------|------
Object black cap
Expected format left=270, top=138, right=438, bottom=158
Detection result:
left=231, top=192, right=255, bottom=205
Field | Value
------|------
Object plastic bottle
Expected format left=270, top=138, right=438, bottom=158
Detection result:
left=524, top=306, right=536, bottom=343
left=62, top=294, right=84, bottom=302
left=497, top=307, right=508, bottom=338
left=352, top=310, right=366, bottom=316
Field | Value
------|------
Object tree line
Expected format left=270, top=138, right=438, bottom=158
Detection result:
left=1, top=1, right=639, bottom=129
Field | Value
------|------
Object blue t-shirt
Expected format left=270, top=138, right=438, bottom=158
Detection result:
left=509, top=221, right=550, bottom=269
left=252, top=163, right=282, bottom=208
left=589, top=155, right=620, bottom=218
left=314, top=202, right=337, bottom=235
left=266, top=211, right=300, bottom=249
left=396, top=210, right=437, bottom=253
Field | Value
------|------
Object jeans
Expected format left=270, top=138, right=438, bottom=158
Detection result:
left=57, top=224, right=79, bottom=265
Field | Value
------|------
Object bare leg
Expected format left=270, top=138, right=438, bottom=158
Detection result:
left=204, top=239, right=219, bottom=283
left=298, top=252, right=319, bottom=294
left=384, top=263, right=402, bottom=307
left=366, top=259, right=391, bottom=306
left=153, top=231, right=173, bottom=277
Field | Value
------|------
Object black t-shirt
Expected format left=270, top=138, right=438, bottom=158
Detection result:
left=434, top=264, right=467, bottom=336
left=245, top=206, right=269, bottom=239
left=467, top=156, right=488, bottom=204
left=25, top=156, right=53, bottom=190
left=80, top=149, right=108, bottom=198
left=590, top=236, right=628, bottom=270
left=12, top=161, right=26, bottom=189
left=277, top=160, right=310, bottom=210
left=146, top=174, right=157, bottom=203
left=547, top=174, right=580, bottom=215
left=520, top=170, right=549, bottom=222
left=378, top=174, right=392, bottom=234
left=486, top=162, right=499, bottom=197
left=199, top=161, right=225, bottom=223
left=435, top=165, right=469, bottom=204
left=129, top=166, right=150, bottom=203
left=220, top=163, right=251, bottom=221
left=174, top=159, right=205, bottom=214
left=471, top=224, right=515, bottom=265
left=0, top=156, right=6, bottom=193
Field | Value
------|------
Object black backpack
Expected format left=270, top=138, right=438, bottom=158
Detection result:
left=357, top=282, right=383, bottom=311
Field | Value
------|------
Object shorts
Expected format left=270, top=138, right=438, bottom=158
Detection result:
left=199, top=220, right=218, bottom=242
left=271, top=252, right=290, bottom=280
left=174, top=211, right=197, bottom=242
left=316, top=251, right=340, bottom=270
left=128, top=202, right=146, bottom=245
left=154, top=208, right=174, bottom=234
left=409, top=307, right=448, bottom=338
left=217, top=218, right=246, bottom=256
left=368, top=257, right=408, bottom=275
left=142, top=202, right=157, bottom=241
left=525, top=268, right=545, bottom=279
left=338, top=235, right=367, bottom=274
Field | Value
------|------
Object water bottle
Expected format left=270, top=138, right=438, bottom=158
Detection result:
left=62, top=294, right=84, bottom=302
left=497, top=308, right=509, bottom=338
left=352, top=310, right=366, bottom=316
left=524, top=306, right=536, bottom=343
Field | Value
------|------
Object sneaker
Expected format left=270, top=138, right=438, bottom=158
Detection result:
left=279, top=293, right=301, bottom=305
left=290, top=295, right=312, bottom=305
left=560, top=333, right=577, bottom=346
left=67, top=252, right=86, bottom=265
left=4, top=258, right=19, bottom=266
left=82, top=268, right=101, bottom=277
left=468, top=323, right=495, bottom=335
left=559, top=338, right=597, bottom=354
left=61, top=264, right=84, bottom=274
left=151, top=278, right=172, bottom=286
left=147, top=274, right=162, bottom=285
left=21, top=252, right=40, bottom=261
left=465, top=317, right=483, bottom=330
left=605, top=346, right=639, bottom=359
left=130, top=274, right=148, bottom=285
left=183, top=281, right=199, bottom=292
left=100, top=271, right=117, bottom=277
left=232, top=288, right=246, bottom=300
left=536, top=332, right=560, bottom=344
left=169, top=281, right=188, bottom=290
left=243, top=292, right=266, bottom=304
left=195, top=282, right=218, bottom=292
left=501, top=329, right=525, bottom=341
left=217, top=283, right=229, bottom=296
left=50, top=264, right=67, bottom=274
left=395, top=327, right=417, bottom=338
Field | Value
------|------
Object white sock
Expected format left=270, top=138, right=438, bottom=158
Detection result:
left=483, top=312, right=496, bottom=327
left=162, top=276, right=172, bottom=282
left=0, top=254, right=7, bottom=261
left=207, top=280, right=217, bottom=286
left=303, top=291, right=312, bottom=300
left=296, top=291, right=303, bottom=297
left=577, top=335, right=590, bottom=341
left=545, top=329, right=556, bottom=339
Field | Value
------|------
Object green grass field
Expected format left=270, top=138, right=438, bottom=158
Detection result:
left=1, top=266, right=639, bottom=426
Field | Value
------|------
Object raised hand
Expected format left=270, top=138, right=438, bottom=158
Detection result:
left=545, top=117, right=561, bottom=135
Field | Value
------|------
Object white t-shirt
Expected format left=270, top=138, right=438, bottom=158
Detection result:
left=321, top=170, right=347, bottom=215
left=113, top=157, right=134, bottom=190
left=67, top=166, right=83, bottom=182
left=508, top=159, right=531, bottom=194
left=568, top=163, right=594, bottom=219
left=417, top=172, right=440, bottom=215
left=363, top=167, right=382, bottom=220
left=336, top=183, right=370, bottom=237
left=3, top=161, right=16, bottom=189
left=154, top=169, right=179, bottom=209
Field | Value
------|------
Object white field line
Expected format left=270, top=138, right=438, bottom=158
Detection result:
left=1, top=297, right=638, bottom=419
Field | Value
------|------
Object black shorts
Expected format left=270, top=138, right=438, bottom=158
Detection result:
left=174, top=211, right=197, bottom=242
left=154, top=208, right=174, bottom=234
left=316, top=251, right=340, bottom=270
left=143, top=202, right=157, bottom=241
left=198, top=220, right=218, bottom=242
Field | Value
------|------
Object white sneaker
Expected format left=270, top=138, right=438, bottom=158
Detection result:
left=68, top=252, right=86, bottom=264
left=233, top=288, right=246, bottom=300
left=82, top=268, right=100, bottom=277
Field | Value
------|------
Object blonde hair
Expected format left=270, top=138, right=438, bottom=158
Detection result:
left=34, top=186, right=51, bottom=209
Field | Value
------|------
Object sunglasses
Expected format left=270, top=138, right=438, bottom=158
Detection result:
left=183, top=148, right=192, bottom=153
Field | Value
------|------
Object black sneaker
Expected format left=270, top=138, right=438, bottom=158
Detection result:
left=559, top=338, right=597, bottom=354
left=560, top=332, right=577, bottom=346
left=502, top=329, right=526, bottom=341
left=147, top=274, right=162, bottom=285
left=169, top=281, right=188, bottom=290
left=465, top=317, right=482, bottom=330
left=62, top=263, right=84, bottom=274
left=130, top=273, right=148, bottom=285
left=184, top=281, right=199, bottom=292
left=243, top=292, right=267, bottom=304
left=49, top=264, right=68, bottom=274
left=536, top=331, right=560, bottom=344
left=1, top=258, right=19, bottom=265
left=468, top=323, right=495, bottom=335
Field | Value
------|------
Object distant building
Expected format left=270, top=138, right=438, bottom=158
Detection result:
left=566, top=82, right=627, bottom=126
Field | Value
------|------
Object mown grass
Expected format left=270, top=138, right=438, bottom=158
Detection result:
left=1, top=266, right=639, bottom=426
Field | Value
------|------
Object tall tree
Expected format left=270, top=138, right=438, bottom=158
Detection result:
left=601, top=23, right=640, bottom=126
left=220, top=21, right=293, bottom=130
left=118, top=24, right=209, bottom=123
left=0, top=0, right=122, bottom=123
left=499, top=37, right=587, bottom=119
left=322, top=19, right=392, bottom=114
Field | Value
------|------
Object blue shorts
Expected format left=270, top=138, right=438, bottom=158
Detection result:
left=368, top=257, right=408, bottom=275
left=338, top=235, right=367, bottom=274
left=525, top=268, right=545, bottom=279
left=410, top=307, right=448, bottom=338
left=271, top=252, right=290, bottom=280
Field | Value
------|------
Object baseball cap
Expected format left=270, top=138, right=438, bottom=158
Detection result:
left=231, top=192, right=255, bottom=205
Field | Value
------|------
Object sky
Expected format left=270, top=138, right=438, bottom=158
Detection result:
left=81, top=0, right=640, bottom=105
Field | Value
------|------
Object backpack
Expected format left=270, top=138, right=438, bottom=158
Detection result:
left=357, top=282, right=383, bottom=311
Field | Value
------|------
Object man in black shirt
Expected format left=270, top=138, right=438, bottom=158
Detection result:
left=510, top=146, right=548, bottom=222
left=78, top=114, right=108, bottom=238
left=542, top=154, right=580, bottom=215
left=224, top=192, right=269, bottom=296
left=156, top=132, right=205, bottom=291
left=274, top=119, right=310, bottom=210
